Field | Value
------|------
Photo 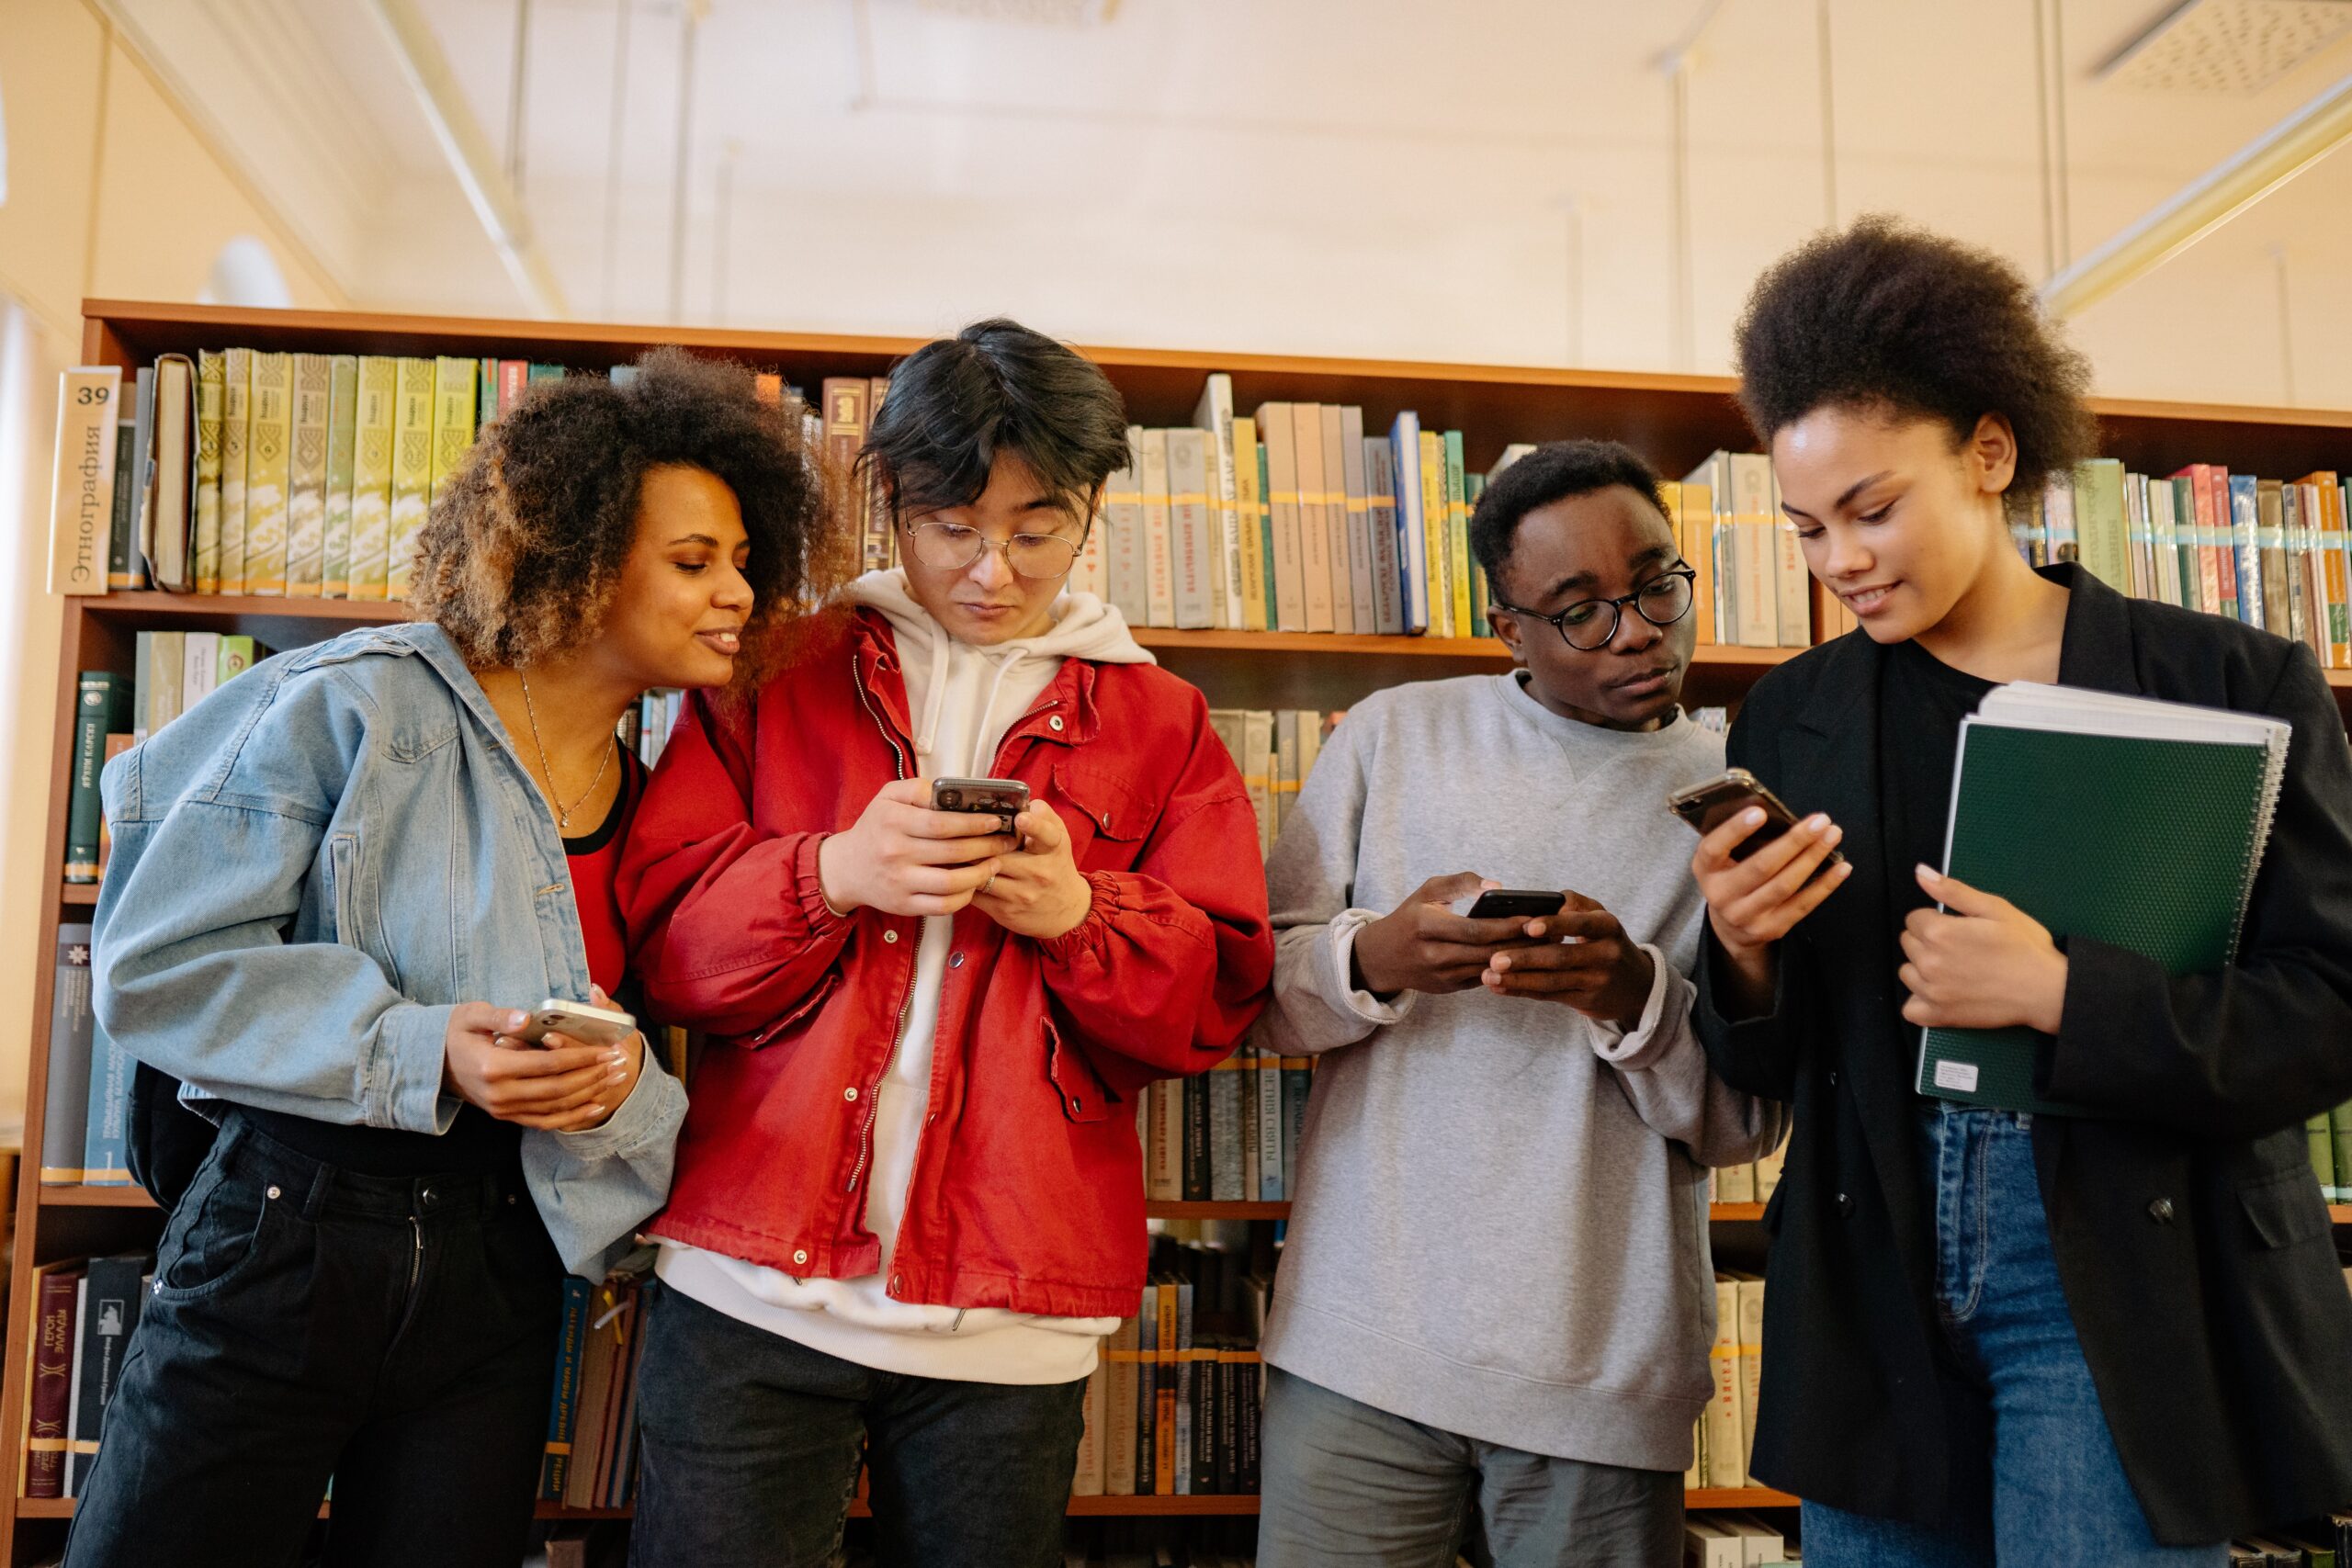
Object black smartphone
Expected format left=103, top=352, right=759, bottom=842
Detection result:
left=1465, top=889, right=1568, bottom=919
left=1666, top=768, right=1844, bottom=867
left=930, top=777, right=1030, bottom=818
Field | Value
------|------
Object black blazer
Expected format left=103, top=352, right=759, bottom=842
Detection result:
left=1697, top=565, right=2352, bottom=1544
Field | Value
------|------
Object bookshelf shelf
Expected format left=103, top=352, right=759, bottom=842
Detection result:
left=17, top=299, right=2352, bottom=1564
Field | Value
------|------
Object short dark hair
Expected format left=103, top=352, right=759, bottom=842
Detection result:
left=1470, top=439, right=1668, bottom=597
left=857, top=318, right=1131, bottom=529
left=413, top=346, right=845, bottom=687
left=1733, top=215, right=2095, bottom=511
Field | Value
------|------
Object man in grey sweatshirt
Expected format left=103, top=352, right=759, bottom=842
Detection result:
left=1255, top=441, right=1786, bottom=1567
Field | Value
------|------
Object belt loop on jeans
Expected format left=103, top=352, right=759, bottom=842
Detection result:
left=300, top=1156, right=335, bottom=1221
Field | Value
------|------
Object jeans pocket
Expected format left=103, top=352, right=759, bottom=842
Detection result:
left=153, top=1168, right=279, bottom=1303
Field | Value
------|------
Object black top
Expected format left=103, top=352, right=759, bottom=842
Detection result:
left=1694, top=565, right=2352, bottom=1544
left=1877, top=637, right=1996, bottom=956
left=241, top=751, right=644, bottom=1180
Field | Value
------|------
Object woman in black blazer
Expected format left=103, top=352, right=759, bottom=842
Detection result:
left=1690, top=218, right=2352, bottom=1566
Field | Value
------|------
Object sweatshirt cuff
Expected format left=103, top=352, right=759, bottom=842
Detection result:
left=369, top=1001, right=461, bottom=1135
left=1326, top=911, right=1417, bottom=1027
left=1589, top=943, right=1675, bottom=1069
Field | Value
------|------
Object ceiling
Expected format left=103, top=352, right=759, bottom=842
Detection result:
left=91, top=0, right=2352, bottom=409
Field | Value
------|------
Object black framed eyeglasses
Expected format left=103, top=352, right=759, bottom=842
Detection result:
left=1491, top=567, right=1697, bottom=651
left=902, top=520, right=1086, bottom=580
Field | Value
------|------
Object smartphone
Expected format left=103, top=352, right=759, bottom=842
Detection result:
left=508, top=998, right=638, bottom=1048
left=1666, top=768, right=1845, bottom=867
left=930, top=777, right=1030, bottom=824
left=1465, top=889, right=1567, bottom=919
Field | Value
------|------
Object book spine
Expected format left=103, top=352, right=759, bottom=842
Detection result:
left=2324, top=478, right=2351, bottom=666
left=106, top=414, right=134, bottom=598
left=1168, top=428, right=1213, bottom=629
left=83, top=1021, right=132, bottom=1184
left=147, top=357, right=193, bottom=590
left=386, top=357, right=436, bottom=601
left=1466, top=472, right=1490, bottom=635
left=1388, top=412, right=1428, bottom=634
left=41, top=926, right=95, bottom=1184
left=1138, top=429, right=1176, bottom=629
left=193, top=351, right=224, bottom=592
left=540, top=1277, right=592, bottom=1498
left=1704, top=1277, right=1744, bottom=1487
left=1232, top=417, right=1267, bottom=632
left=2311, top=1112, right=2337, bottom=1202
left=48, top=368, right=120, bottom=597
left=67, top=1257, right=143, bottom=1495
left=1239, top=1049, right=1261, bottom=1201
left=1339, top=406, right=1376, bottom=635
left=1419, top=431, right=1450, bottom=637
left=1208, top=1054, right=1244, bottom=1201
left=64, top=673, right=124, bottom=881
left=322, top=355, right=359, bottom=598
left=430, top=355, right=479, bottom=505
left=1105, top=431, right=1148, bottom=626
left=1256, top=1041, right=1284, bottom=1200
left=820, top=378, right=876, bottom=572
left=2230, top=474, right=2265, bottom=628
left=1154, top=1285, right=1177, bottom=1496
left=1135, top=1287, right=1157, bottom=1494
left=1259, top=406, right=1306, bottom=632
left=347, top=358, right=398, bottom=601
left=286, top=354, right=332, bottom=599
left=219, top=348, right=253, bottom=593
left=1182, top=1075, right=1209, bottom=1201
left=1193, top=374, right=1244, bottom=629
left=25, top=1272, right=79, bottom=1497
left=1282, top=1058, right=1309, bottom=1197
left=1172, top=1283, right=1193, bottom=1496
left=112, top=367, right=154, bottom=591
left=1363, top=432, right=1402, bottom=635
left=1288, top=406, right=1333, bottom=633
left=1443, top=431, right=1472, bottom=638
left=243, top=352, right=292, bottom=596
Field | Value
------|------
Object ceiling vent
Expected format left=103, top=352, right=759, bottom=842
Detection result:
left=2098, top=0, right=2352, bottom=92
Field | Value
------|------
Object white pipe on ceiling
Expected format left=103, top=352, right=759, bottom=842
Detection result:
left=365, top=0, right=569, bottom=319
left=2041, top=65, right=2352, bottom=318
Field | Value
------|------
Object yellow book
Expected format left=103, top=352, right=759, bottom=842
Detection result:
left=429, top=355, right=478, bottom=502
left=321, top=355, right=359, bottom=598
left=285, top=353, right=332, bottom=598
left=1233, top=415, right=1267, bottom=633
left=1682, top=482, right=1717, bottom=646
left=1419, top=430, right=1450, bottom=638
left=347, top=357, right=398, bottom=601
left=193, top=350, right=224, bottom=593
left=386, top=357, right=435, bottom=601
left=1705, top=1275, right=1745, bottom=1488
left=1444, top=431, right=1472, bottom=640
left=218, top=347, right=252, bottom=594
left=241, top=352, right=293, bottom=596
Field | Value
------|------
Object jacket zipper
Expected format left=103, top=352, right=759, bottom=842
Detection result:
left=407, top=1215, right=423, bottom=1297
left=846, top=657, right=918, bottom=1201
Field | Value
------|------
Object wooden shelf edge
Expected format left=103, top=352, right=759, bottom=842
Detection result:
left=14, top=1498, right=635, bottom=1521
left=1686, top=1487, right=1800, bottom=1508
left=59, top=883, right=97, bottom=908
left=1153, top=1200, right=1779, bottom=1222
left=37, top=1184, right=156, bottom=1208
left=79, top=592, right=411, bottom=624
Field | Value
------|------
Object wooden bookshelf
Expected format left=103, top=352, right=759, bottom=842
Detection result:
left=18, top=301, right=2352, bottom=1562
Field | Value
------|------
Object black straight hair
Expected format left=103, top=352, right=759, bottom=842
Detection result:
left=1469, top=439, right=1669, bottom=599
left=857, top=318, right=1131, bottom=530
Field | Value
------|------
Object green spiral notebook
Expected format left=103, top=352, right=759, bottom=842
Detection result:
left=1917, top=682, right=2290, bottom=1115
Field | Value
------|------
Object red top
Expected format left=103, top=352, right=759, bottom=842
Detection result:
left=565, top=748, right=646, bottom=996
left=617, top=608, right=1274, bottom=1320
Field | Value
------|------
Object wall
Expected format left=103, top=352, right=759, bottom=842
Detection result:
left=0, top=0, right=345, bottom=1129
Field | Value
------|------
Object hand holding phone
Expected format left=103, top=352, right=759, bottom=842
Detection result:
left=441, top=996, right=634, bottom=1133
left=1478, top=892, right=1656, bottom=1029
left=931, top=777, right=1031, bottom=834
left=506, top=998, right=638, bottom=1048
left=816, top=778, right=1019, bottom=919
left=1350, top=874, right=1559, bottom=999
left=1678, top=769, right=1852, bottom=969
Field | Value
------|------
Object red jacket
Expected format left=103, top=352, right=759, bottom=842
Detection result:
left=618, top=609, right=1273, bottom=1318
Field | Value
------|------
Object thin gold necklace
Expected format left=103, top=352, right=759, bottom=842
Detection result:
left=516, top=670, right=616, bottom=831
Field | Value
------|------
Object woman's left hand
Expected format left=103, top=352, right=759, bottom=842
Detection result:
left=1899, top=865, right=2067, bottom=1034
left=492, top=982, right=646, bottom=1132
left=971, top=800, right=1094, bottom=942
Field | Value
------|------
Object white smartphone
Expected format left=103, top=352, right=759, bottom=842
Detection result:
left=508, top=998, right=638, bottom=1048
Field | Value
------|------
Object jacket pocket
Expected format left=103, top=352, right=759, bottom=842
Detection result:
left=2239, top=1166, right=2332, bottom=1249
left=1045, top=1017, right=1109, bottom=1123
left=736, top=970, right=841, bottom=1050
left=1053, top=761, right=1152, bottom=846
left=325, top=831, right=402, bottom=992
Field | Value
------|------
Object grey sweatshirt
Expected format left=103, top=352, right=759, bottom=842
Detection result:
left=1258, top=671, right=1785, bottom=1471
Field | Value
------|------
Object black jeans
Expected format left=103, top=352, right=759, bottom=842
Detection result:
left=62, top=1114, right=563, bottom=1568
left=629, top=1282, right=1089, bottom=1568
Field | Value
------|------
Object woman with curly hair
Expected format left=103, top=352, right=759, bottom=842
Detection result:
left=1689, top=217, right=2352, bottom=1565
left=73, top=348, right=839, bottom=1568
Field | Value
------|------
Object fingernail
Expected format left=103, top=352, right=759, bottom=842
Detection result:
left=587, top=1104, right=605, bottom=1116
left=1824, top=824, right=1845, bottom=846
left=1804, top=814, right=1829, bottom=830
left=1742, top=807, right=1765, bottom=826
left=508, top=1010, right=528, bottom=1030
left=1493, top=954, right=1510, bottom=972
left=1917, top=863, right=1940, bottom=882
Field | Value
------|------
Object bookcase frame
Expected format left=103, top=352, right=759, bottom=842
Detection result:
left=15, top=299, right=2352, bottom=1562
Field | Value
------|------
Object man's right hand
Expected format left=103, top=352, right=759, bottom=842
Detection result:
left=817, top=779, right=1019, bottom=919
left=1350, top=873, right=1549, bottom=998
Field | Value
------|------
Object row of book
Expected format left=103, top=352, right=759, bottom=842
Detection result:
left=1691, top=1273, right=1766, bottom=1492
left=2229, top=1529, right=2352, bottom=1567
left=2304, top=1104, right=2352, bottom=1204
left=1074, top=1238, right=1271, bottom=1498
left=64, top=636, right=270, bottom=881
left=19, top=1252, right=149, bottom=1498
left=40, top=927, right=130, bottom=1189
left=1138, top=1055, right=1307, bottom=1205
left=622, top=688, right=687, bottom=773
left=1683, top=1512, right=1800, bottom=1566
left=539, top=1252, right=654, bottom=1511
left=2029, top=462, right=2352, bottom=669
left=47, top=353, right=832, bottom=607
left=1707, top=1135, right=1788, bottom=1206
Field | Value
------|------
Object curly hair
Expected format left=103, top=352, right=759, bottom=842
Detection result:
left=1471, top=439, right=1667, bottom=597
left=413, top=346, right=849, bottom=686
left=1733, top=215, right=2097, bottom=512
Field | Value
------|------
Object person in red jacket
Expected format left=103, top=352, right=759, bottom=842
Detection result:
left=617, top=318, right=1274, bottom=1568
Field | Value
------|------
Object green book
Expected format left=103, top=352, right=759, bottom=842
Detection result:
left=2070, top=457, right=2130, bottom=594
left=1918, top=683, right=2289, bottom=1115
left=2310, top=1111, right=2337, bottom=1203
left=2328, top=1102, right=2352, bottom=1207
left=64, top=673, right=130, bottom=883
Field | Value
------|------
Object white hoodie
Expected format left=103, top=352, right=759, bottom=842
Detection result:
left=658, top=569, right=1156, bottom=1384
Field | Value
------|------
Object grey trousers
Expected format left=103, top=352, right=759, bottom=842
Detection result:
left=1256, top=1367, right=1685, bottom=1568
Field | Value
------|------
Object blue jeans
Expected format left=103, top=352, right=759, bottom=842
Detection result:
left=1801, top=1105, right=2224, bottom=1568
left=628, top=1282, right=1089, bottom=1568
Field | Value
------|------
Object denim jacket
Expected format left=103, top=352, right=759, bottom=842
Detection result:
left=92, top=622, right=687, bottom=1277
